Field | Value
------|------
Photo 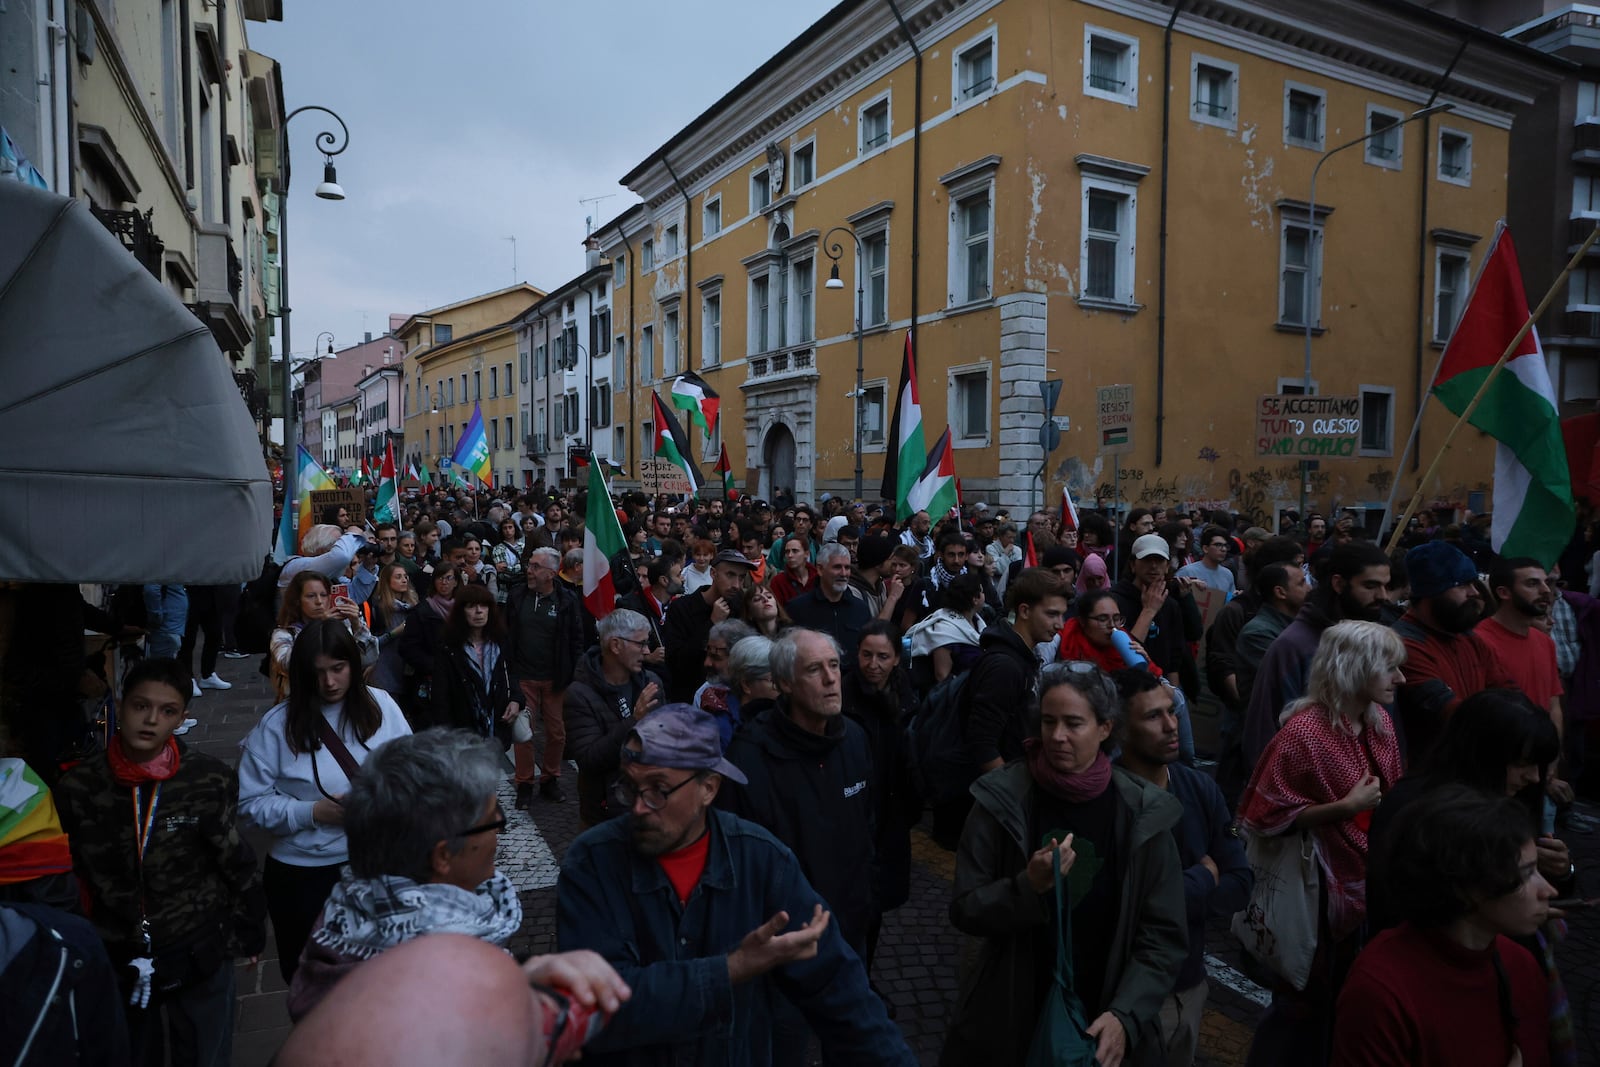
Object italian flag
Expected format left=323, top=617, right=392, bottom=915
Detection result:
left=670, top=371, right=720, bottom=439
left=582, top=454, right=627, bottom=618
left=880, top=331, right=925, bottom=521
left=373, top=440, right=399, bottom=524
left=651, top=392, right=704, bottom=494
left=909, top=427, right=957, bottom=519
left=1432, top=226, right=1574, bottom=567
left=713, top=442, right=737, bottom=499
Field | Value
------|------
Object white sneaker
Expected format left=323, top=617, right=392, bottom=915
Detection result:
left=199, top=673, right=232, bottom=691
left=191, top=680, right=202, bottom=698
left=173, top=718, right=199, bottom=736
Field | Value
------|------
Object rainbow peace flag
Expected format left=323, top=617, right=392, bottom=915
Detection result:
left=451, top=402, right=493, bottom=487
left=295, top=444, right=338, bottom=544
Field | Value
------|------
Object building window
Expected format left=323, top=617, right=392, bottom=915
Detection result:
left=1080, top=180, right=1136, bottom=306
left=955, top=31, right=996, bottom=104
left=489, top=367, right=497, bottom=397
left=1360, top=388, right=1394, bottom=456
left=1284, top=83, right=1324, bottom=149
left=664, top=309, right=680, bottom=376
left=461, top=374, right=468, bottom=399
left=1365, top=106, right=1403, bottom=169
left=1580, top=81, right=1600, bottom=122
left=534, top=345, right=546, bottom=379
left=1279, top=216, right=1325, bottom=328
left=563, top=392, right=579, bottom=435
left=751, top=167, right=771, bottom=212
left=424, top=429, right=431, bottom=454
left=703, top=197, right=721, bottom=236
left=592, top=381, right=612, bottom=429
left=504, top=362, right=513, bottom=391
left=614, top=426, right=626, bottom=460
left=474, top=371, right=481, bottom=400
left=1435, top=250, right=1470, bottom=342
left=613, top=253, right=626, bottom=287
left=446, top=378, right=454, bottom=406
left=950, top=365, right=991, bottom=445
left=952, top=189, right=992, bottom=305
left=1191, top=56, right=1239, bottom=129
left=792, top=141, right=815, bottom=188
left=641, top=239, right=654, bottom=271
left=1084, top=26, right=1138, bottom=106
left=614, top=335, right=627, bottom=376
left=703, top=293, right=722, bottom=366
left=862, top=380, right=887, bottom=447
left=1437, top=129, right=1471, bottom=187
left=863, top=232, right=889, bottom=326
left=860, top=95, right=891, bottom=153
left=1577, top=175, right=1600, bottom=217
left=433, top=323, right=453, bottom=344
left=489, top=419, right=499, bottom=450
left=520, top=353, right=529, bottom=384
left=665, top=224, right=680, bottom=258
left=640, top=325, right=655, bottom=381
left=1574, top=269, right=1600, bottom=310
left=751, top=275, right=772, bottom=352
left=505, top=417, right=513, bottom=447
left=793, top=258, right=815, bottom=343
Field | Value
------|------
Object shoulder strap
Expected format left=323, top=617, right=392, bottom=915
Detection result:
left=315, top=716, right=363, bottom=779
left=1053, top=844, right=1076, bottom=991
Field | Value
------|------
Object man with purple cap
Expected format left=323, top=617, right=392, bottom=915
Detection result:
left=1393, top=540, right=1518, bottom=762
left=556, top=704, right=915, bottom=1066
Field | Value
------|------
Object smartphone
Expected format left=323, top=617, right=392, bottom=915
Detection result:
left=331, top=583, right=350, bottom=602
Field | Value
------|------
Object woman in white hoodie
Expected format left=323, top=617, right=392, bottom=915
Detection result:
left=238, top=618, right=412, bottom=982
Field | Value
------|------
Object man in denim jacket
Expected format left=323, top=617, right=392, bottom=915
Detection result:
left=556, top=705, right=914, bottom=1066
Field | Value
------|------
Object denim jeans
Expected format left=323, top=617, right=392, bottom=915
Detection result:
left=142, top=585, right=188, bottom=660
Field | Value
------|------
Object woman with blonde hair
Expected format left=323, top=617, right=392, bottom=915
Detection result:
left=1237, top=619, right=1406, bottom=1066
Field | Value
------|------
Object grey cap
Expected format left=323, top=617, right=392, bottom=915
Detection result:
left=713, top=549, right=759, bottom=569
left=625, top=704, right=748, bottom=784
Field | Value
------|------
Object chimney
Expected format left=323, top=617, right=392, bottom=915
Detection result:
left=363, top=365, right=373, bottom=377
left=365, top=331, right=373, bottom=342
left=383, top=347, right=393, bottom=365
left=585, top=236, right=602, bottom=271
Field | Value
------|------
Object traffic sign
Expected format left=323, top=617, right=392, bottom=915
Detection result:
left=1039, top=421, right=1062, bottom=452
left=1040, top=378, right=1064, bottom=416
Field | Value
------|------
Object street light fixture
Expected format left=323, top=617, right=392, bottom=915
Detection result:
left=1297, top=101, right=1453, bottom=515
left=314, top=331, right=336, bottom=358
left=277, top=104, right=350, bottom=541
left=822, top=227, right=864, bottom=500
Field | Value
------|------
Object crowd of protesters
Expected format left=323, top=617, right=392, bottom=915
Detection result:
left=1, top=478, right=1594, bottom=1066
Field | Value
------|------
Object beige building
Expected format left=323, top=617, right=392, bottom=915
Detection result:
left=598, top=0, right=1565, bottom=525
left=1, top=0, right=289, bottom=440
left=397, top=285, right=544, bottom=489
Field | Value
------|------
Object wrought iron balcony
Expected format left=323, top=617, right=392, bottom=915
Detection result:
left=89, top=205, right=164, bottom=278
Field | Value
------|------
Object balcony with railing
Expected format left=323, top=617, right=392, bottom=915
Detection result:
left=1575, top=120, right=1600, bottom=164
left=1560, top=309, right=1600, bottom=343
left=744, top=345, right=818, bottom=388
left=1569, top=216, right=1600, bottom=253
left=90, top=205, right=164, bottom=278
left=189, top=226, right=251, bottom=353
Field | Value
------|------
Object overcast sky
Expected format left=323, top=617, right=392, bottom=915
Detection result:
left=251, top=1, right=833, bottom=358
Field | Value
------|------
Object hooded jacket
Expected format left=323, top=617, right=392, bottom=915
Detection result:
left=563, top=649, right=663, bottom=825
left=962, top=621, right=1044, bottom=770
left=719, top=703, right=877, bottom=953
left=940, top=764, right=1187, bottom=1067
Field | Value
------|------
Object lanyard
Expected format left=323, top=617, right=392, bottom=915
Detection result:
left=132, top=782, right=162, bottom=952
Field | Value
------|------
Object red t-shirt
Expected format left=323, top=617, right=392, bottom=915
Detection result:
left=1332, top=924, right=1548, bottom=1067
left=1474, top=616, right=1563, bottom=712
left=656, top=829, right=711, bottom=906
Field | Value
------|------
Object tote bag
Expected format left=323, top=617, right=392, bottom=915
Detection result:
left=1230, top=829, right=1320, bottom=991
left=1025, top=846, right=1100, bottom=1067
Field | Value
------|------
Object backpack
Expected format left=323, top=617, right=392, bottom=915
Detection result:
left=905, top=668, right=977, bottom=806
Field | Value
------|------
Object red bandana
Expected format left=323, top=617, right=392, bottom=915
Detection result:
left=107, top=736, right=181, bottom=786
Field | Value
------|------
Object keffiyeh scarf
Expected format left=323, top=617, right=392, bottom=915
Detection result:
left=312, top=869, right=522, bottom=961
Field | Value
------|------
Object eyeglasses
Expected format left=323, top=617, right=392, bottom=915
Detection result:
left=1087, top=614, right=1125, bottom=627
left=1207, top=541, right=1229, bottom=549
left=612, top=774, right=698, bottom=812
left=613, top=636, right=651, bottom=649
left=458, top=801, right=507, bottom=837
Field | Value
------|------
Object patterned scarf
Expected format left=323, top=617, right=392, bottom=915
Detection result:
left=312, top=869, right=522, bottom=962
left=930, top=560, right=962, bottom=590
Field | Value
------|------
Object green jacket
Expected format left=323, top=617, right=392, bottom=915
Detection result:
left=940, top=763, right=1187, bottom=1067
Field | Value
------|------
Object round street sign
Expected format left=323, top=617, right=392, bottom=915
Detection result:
left=1039, top=421, right=1062, bottom=452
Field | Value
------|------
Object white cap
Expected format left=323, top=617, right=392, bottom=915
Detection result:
left=1132, top=533, right=1171, bottom=560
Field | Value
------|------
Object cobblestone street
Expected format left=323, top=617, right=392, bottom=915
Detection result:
left=192, top=656, right=1600, bottom=1065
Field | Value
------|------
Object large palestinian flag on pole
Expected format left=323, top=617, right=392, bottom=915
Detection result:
left=373, top=439, right=399, bottom=524
left=651, top=392, right=704, bottom=494
left=713, top=442, right=737, bottom=500
left=880, top=331, right=925, bottom=521
left=909, top=427, right=957, bottom=519
left=582, top=454, right=626, bottom=618
left=1431, top=226, right=1574, bottom=566
left=670, top=371, right=720, bottom=439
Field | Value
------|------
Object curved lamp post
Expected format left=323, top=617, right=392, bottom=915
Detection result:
left=278, top=104, right=349, bottom=543
left=822, top=225, right=865, bottom=500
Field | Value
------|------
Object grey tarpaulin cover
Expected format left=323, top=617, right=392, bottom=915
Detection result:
left=0, top=181, right=271, bottom=583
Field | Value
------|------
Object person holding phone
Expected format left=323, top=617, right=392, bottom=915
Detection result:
left=270, top=572, right=379, bottom=701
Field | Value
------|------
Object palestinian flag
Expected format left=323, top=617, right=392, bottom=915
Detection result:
left=909, top=427, right=957, bottom=519
left=1431, top=226, right=1574, bottom=566
left=374, top=440, right=399, bottom=524
left=670, top=371, right=720, bottom=439
left=880, top=331, right=926, bottom=521
left=582, top=454, right=627, bottom=618
left=713, top=442, right=737, bottom=500
left=417, top=459, right=433, bottom=487
left=651, top=392, right=704, bottom=494
left=1060, top=483, right=1081, bottom=533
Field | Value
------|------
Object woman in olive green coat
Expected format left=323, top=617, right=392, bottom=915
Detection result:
left=941, top=662, right=1188, bottom=1067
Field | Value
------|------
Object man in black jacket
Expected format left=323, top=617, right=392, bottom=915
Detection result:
left=720, top=628, right=879, bottom=1066
left=964, top=567, right=1070, bottom=775
left=505, top=546, right=586, bottom=808
left=564, top=609, right=663, bottom=828
left=1111, top=534, right=1203, bottom=689
left=661, top=550, right=756, bottom=704
left=786, top=545, right=873, bottom=665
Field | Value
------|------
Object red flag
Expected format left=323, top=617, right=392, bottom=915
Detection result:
left=1060, top=484, right=1080, bottom=533
left=1023, top=530, right=1039, bottom=569
left=380, top=440, right=396, bottom=482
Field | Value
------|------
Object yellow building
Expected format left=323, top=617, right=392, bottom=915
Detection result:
left=598, top=0, right=1566, bottom=527
left=398, top=285, right=543, bottom=489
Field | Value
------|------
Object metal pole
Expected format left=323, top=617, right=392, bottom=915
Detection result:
left=854, top=280, right=864, bottom=500
left=279, top=185, right=294, bottom=522
left=1113, top=455, right=1121, bottom=580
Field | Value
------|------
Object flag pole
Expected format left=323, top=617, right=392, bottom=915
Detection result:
left=1385, top=222, right=1600, bottom=555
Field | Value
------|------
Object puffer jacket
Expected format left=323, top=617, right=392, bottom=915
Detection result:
left=563, top=649, right=662, bottom=825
